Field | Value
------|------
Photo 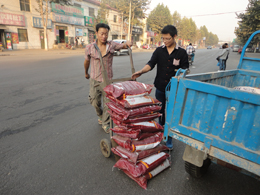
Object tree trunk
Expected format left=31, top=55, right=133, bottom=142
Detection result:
left=44, top=26, right=48, bottom=51
left=44, top=0, right=49, bottom=51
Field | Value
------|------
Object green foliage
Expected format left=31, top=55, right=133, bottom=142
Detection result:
left=95, top=0, right=109, bottom=25
left=235, top=0, right=260, bottom=45
left=147, top=3, right=173, bottom=34
left=109, top=0, right=150, bottom=37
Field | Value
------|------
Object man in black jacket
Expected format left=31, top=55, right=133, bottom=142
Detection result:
left=132, top=25, right=189, bottom=149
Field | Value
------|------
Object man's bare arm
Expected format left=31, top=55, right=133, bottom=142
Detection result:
left=131, top=64, right=151, bottom=80
left=84, top=59, right=90, bottom=79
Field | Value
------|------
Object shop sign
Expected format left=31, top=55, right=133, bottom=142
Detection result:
left=52, top=13, right=84, bottom=26
left=11, top=33, right=19, bottom=44
left=84, top=16, right=94, bottom=27
left=76, top=28, right=83, bottom=36
left=51, top=2, right=84, bottom=18
left=0, top=12, right=25, bottom=26
left=32, top=17, right=52, bottom=29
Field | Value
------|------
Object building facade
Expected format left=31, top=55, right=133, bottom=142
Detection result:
left=0, top=0, right=146, bottom=50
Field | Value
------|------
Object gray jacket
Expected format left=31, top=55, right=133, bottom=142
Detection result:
left=218, top=48, right=230, bottom=60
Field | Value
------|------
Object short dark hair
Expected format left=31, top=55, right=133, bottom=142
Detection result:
left=189, top=43, right=192, bottom=45
left=222, top=43, right=228, bottom=48
left=161, top=25, right=177, bottom=37
left=96, top=23, right=110, bottom=32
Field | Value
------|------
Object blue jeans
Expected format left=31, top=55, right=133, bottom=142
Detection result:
left=156, top=89, right=173, bottom=148
left=219, top=59, right=226, bottom=70
left=155, top=89, right=166, bottom=126
left=191, top=53, right=195, bottom=62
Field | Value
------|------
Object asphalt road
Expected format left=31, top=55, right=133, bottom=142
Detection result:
left=0, top=48, right=259, bottom=195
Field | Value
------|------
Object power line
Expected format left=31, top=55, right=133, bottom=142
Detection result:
left=189, top=10, right=245, bottom=17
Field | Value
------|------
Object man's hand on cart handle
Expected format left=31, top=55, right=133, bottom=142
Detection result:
left=124, top=41, right=132, bottom=49
left=131, top=70, right=143, bottom=80
left=131, top=65, right=151, bottom=80
left=85, top=73, right=90, bottom=79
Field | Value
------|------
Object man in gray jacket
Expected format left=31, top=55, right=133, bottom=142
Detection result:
left=217, top=43, right=229, bottom=71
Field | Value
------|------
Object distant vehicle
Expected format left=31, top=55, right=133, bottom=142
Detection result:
left=113, top=39, right=129, bottom=56
left=245, top=46, right=253, bottom=52
left=142, top=44, right=150, bottom=49
left=207, top=46, right=212, bottom=49
left=233, top=45, right=240, bottom=52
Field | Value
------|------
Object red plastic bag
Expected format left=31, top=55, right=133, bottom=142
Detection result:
left=110, top=126, right=156, bottom=140
left=120, top=159, right=171, bottom=190
left=114, top=152, right=169, bottom=177
left=106, top=101, right=161, bottom=120
left=122, top=170, right=147, bottom=190
left=144, top=159, right=171, bottom=179
left=107, top=95, right=161, bottom=109
left=111, top=126, right=141, bottom=139
left=122, top=121, right=163, bottom=132
left=111, top=144, right=169, bottom=164
left=103, top=81, right=153, bottom=99
left=135, top=132, right=158, bottom=140
left=112, top=132, right=163, bottom=152
left=107, top=110, right=161, bottom=123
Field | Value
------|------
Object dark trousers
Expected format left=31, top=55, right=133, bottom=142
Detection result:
left=220, top=59, right=227, bottom=70
left=155, top=89, right=166, bottom=126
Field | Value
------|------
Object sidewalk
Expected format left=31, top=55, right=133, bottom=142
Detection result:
left=0, top=47, right=152, bottom=57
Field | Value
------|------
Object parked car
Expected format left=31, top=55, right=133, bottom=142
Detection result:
left=207, top=46, right=212, bottom=49
left=142, top=44, right=149, bottom=49
left=112, top=39, right=129, bottom=56
left=245, top=45, right=253, bottom=52
left=233, top=45, right=240, bottom=52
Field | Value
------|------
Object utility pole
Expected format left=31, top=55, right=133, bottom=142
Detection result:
left=127, top=0, right=131, bottom=41
left=120, top=12, right=123, bottom=39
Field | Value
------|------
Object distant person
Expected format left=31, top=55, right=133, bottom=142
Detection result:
left=75, top=37, right=78, bottom=47
left=186, top=43, right=195, bottom=62
left=131, top=25, right=189, bottom=149
left=81, top=37, right=85, bottom=47
left=84, top=23, right=132, bottom=133
left=217, top=43, right=229, bottom=71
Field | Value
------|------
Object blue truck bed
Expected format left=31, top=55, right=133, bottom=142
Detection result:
left=164, top=31, right=260, bottom=177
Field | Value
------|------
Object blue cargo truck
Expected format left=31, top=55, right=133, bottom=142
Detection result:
left=164, top=31, right=260, bottom=178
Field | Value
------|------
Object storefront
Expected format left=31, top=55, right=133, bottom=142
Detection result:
left=51, top=3, right=84, bottom=44
left=32, top=17, right=52, bottom=49
left=132, top=26, right=143, bottom=43
left=0, top=12, right=26, bottom=49
left=84, top=16, right=95, bottom=44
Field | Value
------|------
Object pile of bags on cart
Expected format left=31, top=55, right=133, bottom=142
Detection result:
left=104, top=81, right=171, bottom=189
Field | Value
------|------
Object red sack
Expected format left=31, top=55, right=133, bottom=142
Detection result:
left=107, top=95, right=161, bottom=109
left=103, top=81, right=153, bottom=99
left=112, top=132, right=163, bottom=152
left=120, top=159, right=171, bottom=190
left=111, top=144, right=169, bottom=164
left=107, top=110, right=161, bottom=123
left=106, top=101, right=161, bottom=120
left=122, top=170, right=147, bottom=190
left=114, top=152, right=169, bottom=178
left=144, top=159, right=171, bottom=179
left=111, top=126, right=141, bottom=139
left=110, top=126, right=155, bottom=140
left=135, top=132, right=158, bottom=140
left=122, top=121, right=163, bottom=132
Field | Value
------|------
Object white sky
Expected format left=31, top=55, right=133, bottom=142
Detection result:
left=147, top=0, right=249, bottom=41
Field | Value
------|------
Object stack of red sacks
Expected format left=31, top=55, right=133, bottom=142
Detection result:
left=104, top=81, right=171, bottom=189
